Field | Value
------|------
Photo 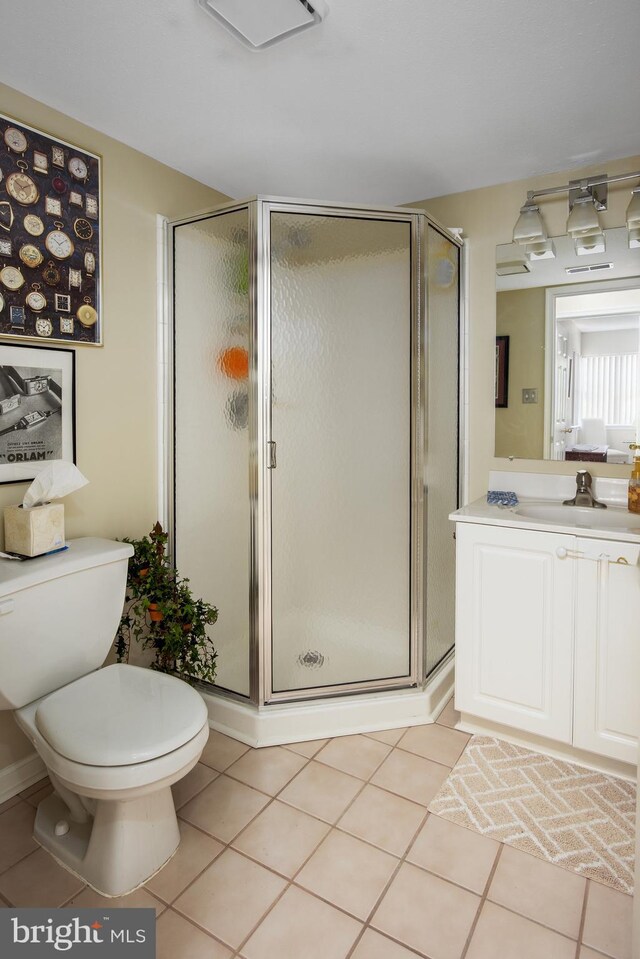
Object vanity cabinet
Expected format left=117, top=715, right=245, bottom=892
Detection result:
left=455, top=521, right=640, bottom=765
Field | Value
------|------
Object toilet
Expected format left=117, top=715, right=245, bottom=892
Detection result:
left=0, top=537, right=210, bottom=897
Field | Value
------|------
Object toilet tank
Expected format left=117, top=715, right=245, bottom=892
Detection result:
left=0, top=538, right=133, bottom=710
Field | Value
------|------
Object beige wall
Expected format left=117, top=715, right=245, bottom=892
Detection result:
left=411, top=153, right=640, bottom=500
left=0, top=84, right=229, bottom=771
left=495, top=288, right=545, bottom=459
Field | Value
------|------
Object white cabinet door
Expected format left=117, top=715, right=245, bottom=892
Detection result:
left=455, top=523, right=575, bottom=742
left=573, top=539, right=640, bottom=764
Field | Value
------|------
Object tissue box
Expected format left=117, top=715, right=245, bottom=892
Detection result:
left=4, top=503, right=65, bottom=557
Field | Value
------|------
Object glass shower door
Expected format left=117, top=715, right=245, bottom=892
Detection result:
left=267, top=209, right=416, bottom=698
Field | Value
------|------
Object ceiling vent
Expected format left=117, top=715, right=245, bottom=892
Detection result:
left=198, top=0, right=328, bottom=50
left=565, top=262, right=614, bottom=275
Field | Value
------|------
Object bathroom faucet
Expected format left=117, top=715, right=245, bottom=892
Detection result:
left=562, top=470, right=607, bottom=509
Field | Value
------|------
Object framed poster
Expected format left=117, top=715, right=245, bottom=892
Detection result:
left=0, top=342, right=75, bottom=484
left=0, top=113, right=102, bottom=346
left=495, top=335, right=509, bottom=408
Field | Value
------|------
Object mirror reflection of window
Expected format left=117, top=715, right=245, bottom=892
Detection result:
left=495, top=228, right=640, bottom=461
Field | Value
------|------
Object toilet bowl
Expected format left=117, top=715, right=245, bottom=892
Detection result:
left=0, top=539, right=211, bottom=897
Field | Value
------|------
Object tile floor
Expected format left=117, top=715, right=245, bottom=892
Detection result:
left=0, top=699, right=633, bottom=959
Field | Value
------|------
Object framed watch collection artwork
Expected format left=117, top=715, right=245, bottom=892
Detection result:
left=0, top=113, right=102, bottom=346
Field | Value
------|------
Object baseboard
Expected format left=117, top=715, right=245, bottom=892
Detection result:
left=0, top=752, right=46, bottom=805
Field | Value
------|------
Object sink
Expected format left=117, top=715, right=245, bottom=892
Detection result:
left=515, top=503, right=640, bottom=531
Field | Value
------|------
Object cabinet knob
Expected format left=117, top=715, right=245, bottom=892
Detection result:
left=556, top=547, right=568, bottom=559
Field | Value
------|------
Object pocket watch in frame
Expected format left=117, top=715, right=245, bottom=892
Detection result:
left=52, top=145, right=64, bottom=168
left=6, top=161, right=40, bottom=206
left=4, top=126, right=27, bottom=154
left=26, top=283, right=46, bottom=312
left=84, top=250, right=96, bottom=275
left=54, top=293, right=71, bottom=312
left=85, top=195, right=98, bottom=219
left=73, top=217, right=93, bottom=240
left=45, top=222, right=74, bottom=260
left=59, top=316, right=74, bottom=335
left=9, top=306, right=25, bottom=329
left=0, top=201, right=14, bottom=233
left=24, top=214, right=44, bottom=236
left=0, top=265, right=25, bottom=291
left=42, top=260, right=61, bottom=287
left=35, top=317, right=53, bottom=338
left=0, top=238, right=12, bottom=257
left=69, top=190, right=83, bottom=206
left=19, top=243, right=44, bottom=269
left=51, top=176, right=67, bottom=195
left=77, top=296, right=98, bottom=327
left=33, top=150, right=48, bottom=174
left=45, top=196, right=62, bottom=217
left=68, top=156, right=88, bottom=181
left=0, top=290, right=4, bottom=313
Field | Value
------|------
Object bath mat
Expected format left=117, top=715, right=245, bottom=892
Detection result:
left=428, top=735, right=636, bottom=894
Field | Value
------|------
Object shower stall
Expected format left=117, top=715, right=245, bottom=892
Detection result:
left=164, top=197, right=461, bottom=744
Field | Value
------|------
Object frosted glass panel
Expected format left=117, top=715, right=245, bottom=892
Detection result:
left=424, top=226, right=460, bottom=676
left=174, top=210, right=250, bottom=696
left=270, top=213, right=412, bottom=692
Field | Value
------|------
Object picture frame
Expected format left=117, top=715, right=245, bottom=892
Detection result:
left=0, top=342, right=76, bottom=484
left=0, top=112, right=102, bottom=346
left=495, top=335, right=510, bottom=408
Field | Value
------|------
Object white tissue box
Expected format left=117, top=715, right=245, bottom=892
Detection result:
left=4, top=503, right=65, bottom=557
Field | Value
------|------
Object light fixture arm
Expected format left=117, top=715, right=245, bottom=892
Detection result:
left=526, top=169, right=640, bottom=210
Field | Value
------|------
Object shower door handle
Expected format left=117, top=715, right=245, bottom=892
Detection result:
left=267, top=441, right=277, bottom=469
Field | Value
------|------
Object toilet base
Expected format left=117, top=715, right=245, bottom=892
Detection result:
left=34, top=788, right=181, bottom=897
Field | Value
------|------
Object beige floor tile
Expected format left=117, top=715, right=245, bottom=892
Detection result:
left=579, top=949, right=611, bottom=959
left=179, top=775, right=270, bottom=843
left=174, top=848, right=286, bottom=949
left=24, top=784, right=55, bottom=807
left=466, top=901, right=576, bottom=959
left=199, top=730, right=251, bottom=771
left=351, top=928, right=424, bottom=959
left=240, top=884, right=361, bottom=959
left=407, top=814, right=499, bottom=894
left=370, top=749, right=450, bottom=806
left=398, top=723, right=469, bottom=767
left=436, top=697, right=461, bottom=729
left=156, top=909, right=233, bottom=959
left=0, top=801, right=37, bottom=873
left=145, top=821, right=224, bottom=903
left=232, top=799, right=329, bottom=877
left=371, top=862, right=480, bottom=959
left=315, top=735, right=391, bottom=781
left=0, top=848, right=84, bottom=907
left=172, top=762, right=218, bottom=810
left=582, top=880, right=633, bottom=959
left=296, top=829, right=398, bottom=920
left=282, top=739, right=328, bottom=758
left=364, top=728, right=408, bottom=746
left=226, top=746, right=307, bottom=795
left=279, top=760, right=363, bottom=824
left=488, top=844, right=586, bottom=939
left=67, top=886, right=166, bottom=914
left=338, top=784, right=425, bottom=857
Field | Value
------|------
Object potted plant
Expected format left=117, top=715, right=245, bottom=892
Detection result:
left=115, top=522, right=218, bottom=685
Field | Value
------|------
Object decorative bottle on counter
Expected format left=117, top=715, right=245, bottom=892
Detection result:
left=628, top=446, right=640, bottom=513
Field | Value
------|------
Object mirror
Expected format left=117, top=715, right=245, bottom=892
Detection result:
left=495, top=227, right=640, bottom=461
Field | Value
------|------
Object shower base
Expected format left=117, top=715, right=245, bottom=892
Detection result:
left=199, top=653, right=454, bottom=747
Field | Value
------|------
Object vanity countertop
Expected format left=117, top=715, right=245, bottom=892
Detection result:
left=450, top=497, right=640, bottom=544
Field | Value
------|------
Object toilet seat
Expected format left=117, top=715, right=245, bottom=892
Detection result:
left=35, top=663, right=208, bottom=766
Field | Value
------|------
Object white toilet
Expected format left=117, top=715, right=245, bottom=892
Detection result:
left=0, top=537, right=210, bottom=897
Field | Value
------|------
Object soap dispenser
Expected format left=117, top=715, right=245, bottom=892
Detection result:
left=628, top=444, right=640, bottom=514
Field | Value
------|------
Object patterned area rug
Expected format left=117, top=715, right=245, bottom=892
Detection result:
left=428, top=736, right=636, bottom=894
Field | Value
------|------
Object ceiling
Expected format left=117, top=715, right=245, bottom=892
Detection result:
left=3, top=0, right=640, bottom=205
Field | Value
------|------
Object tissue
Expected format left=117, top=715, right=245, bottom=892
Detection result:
left=22, top=461, right=89, bottom=508
left=4, top=462, right=89, bottom=557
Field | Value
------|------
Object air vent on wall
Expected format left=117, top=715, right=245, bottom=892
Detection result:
left=565, top=262, right=614, bottom=275
left=198, top=0, right=328, bottom=50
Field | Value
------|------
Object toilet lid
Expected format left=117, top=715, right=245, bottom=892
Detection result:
left=35, top=664, right=208, bottom=766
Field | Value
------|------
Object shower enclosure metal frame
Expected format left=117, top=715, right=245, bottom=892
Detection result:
left=163, top=196, right=460, bottom=709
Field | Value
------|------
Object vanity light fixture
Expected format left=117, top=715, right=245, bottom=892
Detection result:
left=627, top=185, right=640, bottom=248
left=197, top=0, right=328, bottom=50
left=513, top=169, right=640, bottom=256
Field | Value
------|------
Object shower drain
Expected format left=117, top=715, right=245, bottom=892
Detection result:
left=297, top=649, right=325, bottom=669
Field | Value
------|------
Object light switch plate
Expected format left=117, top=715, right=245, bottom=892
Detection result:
left=522, top=388, right=538, bottom=404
